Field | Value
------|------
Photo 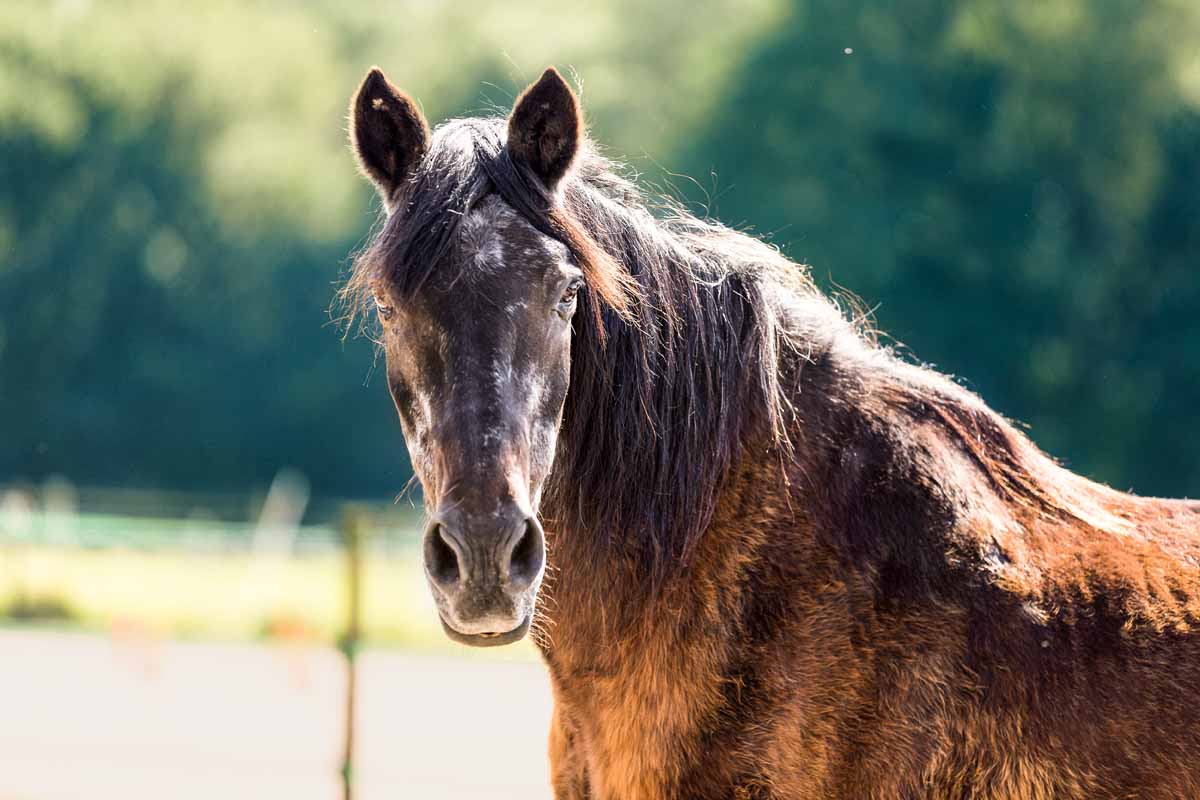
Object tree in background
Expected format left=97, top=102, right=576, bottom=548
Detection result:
left=678, top=0, right=1200, bottom=496
left=0, top=4, right=401, bottom=497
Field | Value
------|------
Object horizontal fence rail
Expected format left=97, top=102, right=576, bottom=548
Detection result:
left=0, top=478, right=424, bottom=555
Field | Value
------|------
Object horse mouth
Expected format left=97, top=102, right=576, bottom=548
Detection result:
left=438, top=614, right=531, bottom=648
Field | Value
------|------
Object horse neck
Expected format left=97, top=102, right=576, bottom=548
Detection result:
left=536, top=459, right=824, bottom=670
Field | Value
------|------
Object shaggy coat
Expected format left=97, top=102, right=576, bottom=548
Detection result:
left=346, top=67, right=1200, bottom=799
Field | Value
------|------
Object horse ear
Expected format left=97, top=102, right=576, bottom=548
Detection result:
left=349, top=67, right=430, bottom=207
left=507, top=67, right=583, bottom=191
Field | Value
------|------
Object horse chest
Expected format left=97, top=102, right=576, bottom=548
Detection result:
left=547, top=642, right=730, bottom=800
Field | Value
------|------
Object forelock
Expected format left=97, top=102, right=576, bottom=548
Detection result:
left=342, top=114, right=632, bottom=333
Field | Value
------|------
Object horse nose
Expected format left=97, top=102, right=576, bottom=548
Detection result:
left=423, top=518, right=466, bottom=591
left=505, top=517, right=547, bottom=589
left=423, top=513, right=545, bottom=592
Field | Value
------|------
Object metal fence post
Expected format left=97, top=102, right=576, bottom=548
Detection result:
left=339, top=507, right=366, bottom=800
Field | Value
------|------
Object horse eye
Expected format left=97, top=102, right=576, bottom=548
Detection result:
left=373, top=291, right=395, bottom=321
left=558, top=279, right=583, bottom=309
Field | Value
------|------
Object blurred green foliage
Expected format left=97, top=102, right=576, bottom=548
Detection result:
left=1, top=0, right=1196, bottom=500
left=676, top=0, right=1200, bottom=494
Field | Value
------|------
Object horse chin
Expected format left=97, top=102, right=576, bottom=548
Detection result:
left=438, top=613, right=532, bottom=648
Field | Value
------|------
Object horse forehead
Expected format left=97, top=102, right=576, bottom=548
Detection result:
left=456, top=197, right=569, bottom=283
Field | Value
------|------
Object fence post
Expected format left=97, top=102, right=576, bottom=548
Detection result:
left=339, top=507, right=366, bottom=800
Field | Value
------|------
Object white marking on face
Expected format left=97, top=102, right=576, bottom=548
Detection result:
left=525, top=372, right=546, bottom=415
left=459, top=197, right=519, bottom=274
left=459, top=196, right=572, bottom=277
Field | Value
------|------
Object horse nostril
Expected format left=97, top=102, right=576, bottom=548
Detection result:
left=506, top=519, right=545, bottom=588
left=424, top=523, right=462, bottom=588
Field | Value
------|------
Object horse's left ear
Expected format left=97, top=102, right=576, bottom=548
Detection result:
left=507, top=67, right=583, bottom=191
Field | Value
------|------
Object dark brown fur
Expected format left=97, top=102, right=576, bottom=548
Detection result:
left=539, top=353, right=1200, bottom=799
left=344, top=68, right=1200, bottom=799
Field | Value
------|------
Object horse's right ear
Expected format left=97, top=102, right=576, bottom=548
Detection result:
left=349, top=67, right=429, bottom=208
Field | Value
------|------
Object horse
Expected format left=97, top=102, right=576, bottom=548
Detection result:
left=342, top=66, right=1200, bottom=799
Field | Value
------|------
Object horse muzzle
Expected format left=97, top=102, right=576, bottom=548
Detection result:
left=422, top=505, right=545, bottom=647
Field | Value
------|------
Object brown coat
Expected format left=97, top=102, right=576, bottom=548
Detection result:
left=541, top=340, right=1200, bottom=799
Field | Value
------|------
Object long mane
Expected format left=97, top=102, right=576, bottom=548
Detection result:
left=548, top=148, right=829, bottom=585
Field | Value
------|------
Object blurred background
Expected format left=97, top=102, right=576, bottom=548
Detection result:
left=1, top=0, right=1198, bottom=797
